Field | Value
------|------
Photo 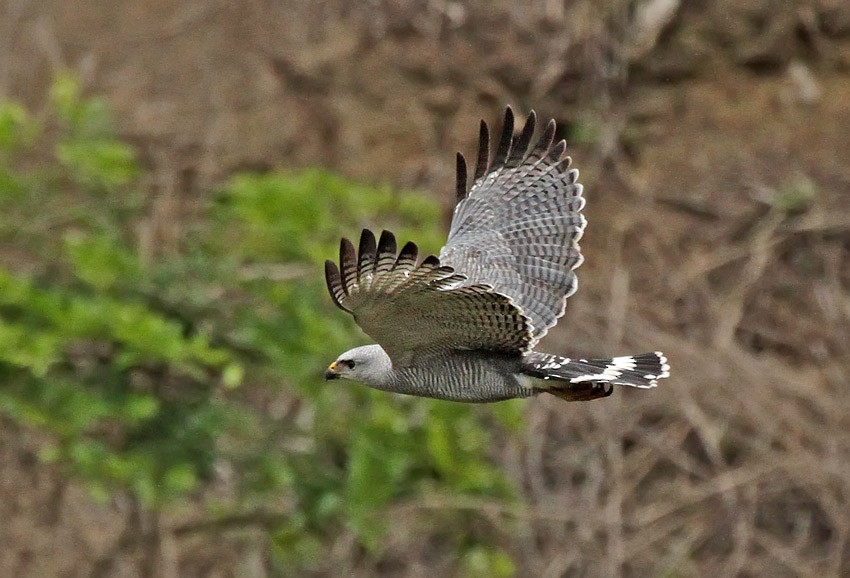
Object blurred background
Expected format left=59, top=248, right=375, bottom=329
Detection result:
left=1, top=1, right=849, bottom=576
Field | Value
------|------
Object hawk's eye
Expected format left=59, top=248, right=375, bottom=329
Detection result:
left=344, top=359, right=356, bottom=369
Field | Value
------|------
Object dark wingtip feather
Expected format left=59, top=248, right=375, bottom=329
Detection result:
left=339, top=237, right=357, bottom=294
left=507, top=109, right=536, bottom=167
left=372, top=229, right=399, bottom=282
left=455, top=152, right=468, bottom=203
left=421, top=254, right=441, bottom=267
left=377, top=230, right=397, bottom=257
left=397, top=240, right=419, bottom=264
left=324, top=259, right=347, bottom=310
left=357, top=229, right=377, bottom=278
left=359, top=228, right=377, bottom=254
left=339, top=237, right=355, bottom=256
left=474, top=120, right=490, bottom=180
left=492, top=106, right=515, bottom=168
left=324, top=259, right=338, bottom=289
left=549, top=139, right=567, bottom=161
left=537, top=119, right=556, bottom=153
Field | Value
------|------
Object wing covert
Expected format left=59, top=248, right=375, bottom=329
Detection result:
left=325, top=229, right=533, bottom=364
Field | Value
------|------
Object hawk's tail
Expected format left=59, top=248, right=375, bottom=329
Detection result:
left=522, top=352, right=669, bottom=402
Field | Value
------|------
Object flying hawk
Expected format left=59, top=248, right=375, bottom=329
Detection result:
left=324, top=107, right=669, bottom=402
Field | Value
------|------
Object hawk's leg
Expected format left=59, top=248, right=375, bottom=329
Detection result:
left=545, top=381, right=614, bottom=402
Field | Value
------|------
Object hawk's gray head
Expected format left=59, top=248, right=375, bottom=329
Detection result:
left=325, top=344, right=392, bottom=386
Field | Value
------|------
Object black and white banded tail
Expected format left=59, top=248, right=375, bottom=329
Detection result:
left=523, top=351, right=670, bottom=389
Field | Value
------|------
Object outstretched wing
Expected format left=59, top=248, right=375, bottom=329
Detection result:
left=440, top=107, right=586, bottom=347
left=325, top=229, right=533, bottom=364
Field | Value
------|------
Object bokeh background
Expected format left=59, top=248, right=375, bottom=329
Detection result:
left=2, top=1, right=850, bottom=576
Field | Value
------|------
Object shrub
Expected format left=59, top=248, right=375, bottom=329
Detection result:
left=0, top=73, right=522, bottom=573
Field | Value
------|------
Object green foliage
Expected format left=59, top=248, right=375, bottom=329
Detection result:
left=51, top=71, right=138, bottom=191
left=0, top=101, right=35, bottom=151
left=0, top=74, right=524, bottom=571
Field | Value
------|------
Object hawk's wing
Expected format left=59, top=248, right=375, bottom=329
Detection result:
left=439, top=107, right=586, bottom=347
left=325, top=229, right=533, bottom=364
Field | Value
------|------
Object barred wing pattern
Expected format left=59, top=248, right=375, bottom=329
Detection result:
left=440, top=107, right=586, bottom=346
left=324, top=229, right=533, bottom=364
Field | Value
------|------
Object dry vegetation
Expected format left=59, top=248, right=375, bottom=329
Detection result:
left=2, top=0, right=850, bottom=576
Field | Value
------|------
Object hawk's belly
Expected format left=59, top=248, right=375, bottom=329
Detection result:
left=385, top=351, right=533, bottom=403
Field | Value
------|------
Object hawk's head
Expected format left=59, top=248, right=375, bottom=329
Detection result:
left=325, top=344, right=392, bottom=386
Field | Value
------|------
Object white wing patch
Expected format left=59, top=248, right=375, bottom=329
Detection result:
left=568, top=354, right=667, bottom=388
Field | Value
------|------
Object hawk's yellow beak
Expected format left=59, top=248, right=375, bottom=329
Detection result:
left=324, top=362, right=340, bottom=380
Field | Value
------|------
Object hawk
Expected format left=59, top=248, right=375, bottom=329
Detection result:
left=324, top=107, right=669, bottom=402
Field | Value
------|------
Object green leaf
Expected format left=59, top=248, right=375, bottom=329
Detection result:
left=56, top=139, right=138, bottom=189
left=0, top=101, right=34, bottom=151
left=222, top=362, right=244, bottom=389
left=121, top=395, right=159, bottom=422
left=50, top=71, right=84, bottom=125
left=163, top=463, right=198, bottom=495
left=0, top=320, right=63, bottom=375
left=64, top=231, right=142, bottom=290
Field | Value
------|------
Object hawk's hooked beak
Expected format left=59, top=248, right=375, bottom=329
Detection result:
left=324, top=362, right=340, bottom=380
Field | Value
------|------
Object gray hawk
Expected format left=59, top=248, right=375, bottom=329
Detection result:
left=324, top=107, right=669, bottom=402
